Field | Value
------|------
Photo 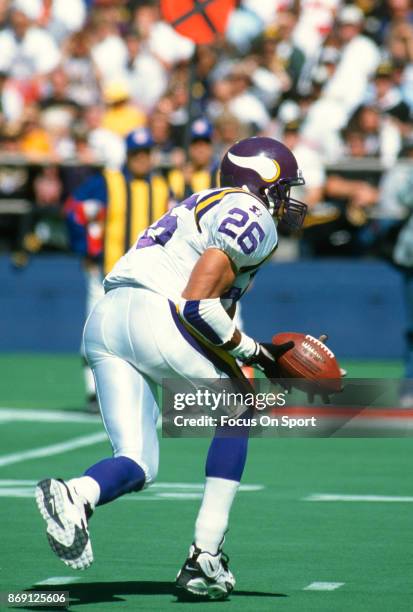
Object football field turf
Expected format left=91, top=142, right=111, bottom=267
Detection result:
left=0, top=355, right=412, bottom=611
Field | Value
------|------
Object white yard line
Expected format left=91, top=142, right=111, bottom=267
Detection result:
left=0, top=432, right=107, bottom=467
left=0, top=480, right=265, bottom=500
left=304, top=494, right=413, bottom=503
left=304, top=582, right=345, bottom=591
left=0, top=406, right=162, bottom=428
left=0, top=407, right=100, bottom=424
left=35, top=577, right=80, bottom=586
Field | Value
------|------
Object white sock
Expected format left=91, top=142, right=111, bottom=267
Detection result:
left=68, top=476, right=100, bottom=509
left=194, top=477, right=239, bottom=554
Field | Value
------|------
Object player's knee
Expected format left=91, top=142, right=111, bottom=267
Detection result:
left=115, top=450, right=158, bottom=486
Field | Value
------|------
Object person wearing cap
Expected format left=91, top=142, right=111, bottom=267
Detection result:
left=371, top=61, right=411, bottom=128
left=101, top=80, right=146, bottom=137
left=168, top=118, right=219, bottom=200
left=65, top=127, right=171, bottom=411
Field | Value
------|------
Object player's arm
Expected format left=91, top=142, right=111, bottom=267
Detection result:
left=181, top=249, right=241, bottom=349
left=180, top=248, right=293, bottom=377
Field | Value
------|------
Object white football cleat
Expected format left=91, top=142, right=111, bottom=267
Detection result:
left=176, top=544, right=236, bottom=600
left=35, top=478, right=93, bottom=570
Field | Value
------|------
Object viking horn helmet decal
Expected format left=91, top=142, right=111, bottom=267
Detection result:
left=227, top=151, right=281, bottom=182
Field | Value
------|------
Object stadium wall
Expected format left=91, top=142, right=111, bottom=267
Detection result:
left=0, top=255, right=406, bottom=358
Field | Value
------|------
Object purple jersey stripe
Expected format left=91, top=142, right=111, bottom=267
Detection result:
left=182, top=300, right=223, bottom=345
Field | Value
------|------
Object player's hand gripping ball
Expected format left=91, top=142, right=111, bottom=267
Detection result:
left=272, top=332, right=342, bottom=394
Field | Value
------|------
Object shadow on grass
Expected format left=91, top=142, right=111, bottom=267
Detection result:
left=22, top=581, right=287, bottom=608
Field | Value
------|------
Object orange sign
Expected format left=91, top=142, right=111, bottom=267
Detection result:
left=161, top=0, right=236, bottom=44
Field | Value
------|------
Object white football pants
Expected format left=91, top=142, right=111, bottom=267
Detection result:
left=83, top=286, right=228, bottom=484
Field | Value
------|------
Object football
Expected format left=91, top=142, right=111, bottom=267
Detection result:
left=272, top=332, right=342, bottom=393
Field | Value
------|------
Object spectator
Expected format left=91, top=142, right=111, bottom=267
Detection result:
left=324, top=5, right=381, bottom=113
left=19, top=104, right=53, bottom=160
left=368, top=61, right=412, bottom=143
left=282, top=120, right=326, bottom=209
left=83, top=104, right=125, bottom=168
left=347, top=103, right=403, bottom=167
left=36, top=0, right=87, bottom=42
left=149, top=110, right=183, bottom=170
left=377, top=135, right=413, bottom=220
left=101, top=80, right=146, bottom=137
left=0, top=1, right=61, bottom=85
left=258, top=10, right=305, bottom=101
left=39, top=67, right=80, bottom=117
left=293, top=0, right=341, bottom=60
left=214, top=112, right=248, bottom=160
left=90, top=9, right=128, bottom=82
left=23, top=165, right=65, bottom=254
left=168, top=118, right=218, bottom=200
left=0, top=124, right=34, bottom=261
left=126, top=29, right=169, bottom=113
left=303, top=5, right=381, bottom=159
left=225, top=63, right=270, bottom=132
left=62, top=30, right=101, bottom=108
left=0, top=71, right=25, bottom=124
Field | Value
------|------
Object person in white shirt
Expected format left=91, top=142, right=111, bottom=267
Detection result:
left=0, top=1, right=61, bottom=80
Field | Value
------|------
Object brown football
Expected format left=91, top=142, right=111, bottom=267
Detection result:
left=272, top=332, right=342, bottom=393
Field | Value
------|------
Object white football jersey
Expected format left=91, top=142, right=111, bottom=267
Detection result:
left=104, top=187, right=277, bottom=311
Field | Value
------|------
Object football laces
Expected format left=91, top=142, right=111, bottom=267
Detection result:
left=305, top=335, right=334, bottom=359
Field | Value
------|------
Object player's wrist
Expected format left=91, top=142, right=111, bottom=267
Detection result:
left=228, top=333, right=258, bottom=360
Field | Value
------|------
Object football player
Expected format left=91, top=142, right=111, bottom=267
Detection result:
left=35, top=137, right=307, bottom=599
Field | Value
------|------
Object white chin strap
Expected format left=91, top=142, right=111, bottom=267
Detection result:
left=264, top=188, right=276, bottom=216
left=243, top=184, right=277, bottom=217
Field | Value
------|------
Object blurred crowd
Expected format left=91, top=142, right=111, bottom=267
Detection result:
left=0, top=0, right=413, bottom=259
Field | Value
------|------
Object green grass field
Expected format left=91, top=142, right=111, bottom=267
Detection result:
left=0, top=355, right=412, bottom=611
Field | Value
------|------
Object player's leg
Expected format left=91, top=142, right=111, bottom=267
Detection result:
left=164, top=304, right=250, bottom=598
left=35, top=357, right=160, bottom=570
left=70, top=356, right=159, bottom=507
left=35, top=288, right=160, bottom=569
left=176, top=415, right=250, bottom=600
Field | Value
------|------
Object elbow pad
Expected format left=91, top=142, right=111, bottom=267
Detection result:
left=178, top=297, right=236, bottom=345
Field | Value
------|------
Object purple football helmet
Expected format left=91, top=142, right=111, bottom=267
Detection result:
left=220, top=136, right=308, bottom=231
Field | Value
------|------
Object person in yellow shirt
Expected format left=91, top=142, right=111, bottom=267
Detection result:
left=101, top=80, right=146, bottom=137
